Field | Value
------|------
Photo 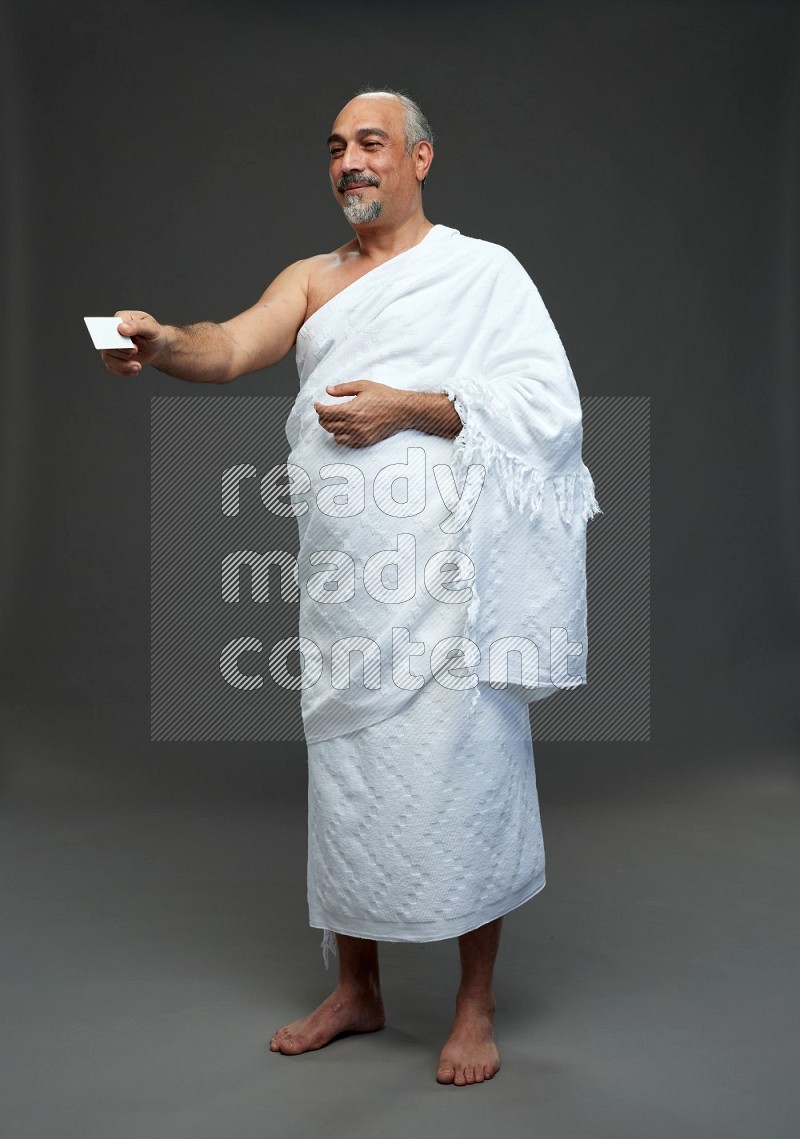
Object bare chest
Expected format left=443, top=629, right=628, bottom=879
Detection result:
left=303, top=260, right=376, bottom=325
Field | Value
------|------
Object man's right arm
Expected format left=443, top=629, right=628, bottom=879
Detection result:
left=100, top=259, right=311, bottom=384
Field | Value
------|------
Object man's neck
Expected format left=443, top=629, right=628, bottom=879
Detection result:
left=352, top=212, right=434, bottom=262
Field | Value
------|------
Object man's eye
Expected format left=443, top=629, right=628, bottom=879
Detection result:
left=330, top=149, right=343, bottom=158
left=363, top=141, right=380, bottom=148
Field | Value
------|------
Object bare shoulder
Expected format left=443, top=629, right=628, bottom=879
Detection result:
left=263, top=243, right=350, bottom=296
left=303, top=238, right=360, bottom=280
left=303, top=239, right=364, bottom=321
left=259, top=255, right=313, bottom=298
left=218, top=241, right=365, bottom=379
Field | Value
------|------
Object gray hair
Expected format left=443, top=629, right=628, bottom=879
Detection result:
left=351, top=87, right=434, bottom=156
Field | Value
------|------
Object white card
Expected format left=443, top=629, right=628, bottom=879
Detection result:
left=84, top=316, right=135, bottom=350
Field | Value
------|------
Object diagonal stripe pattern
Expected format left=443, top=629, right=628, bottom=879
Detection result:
left=532, top=396, right=650, bottom=741
left=151, top=395, right=649, bottom=744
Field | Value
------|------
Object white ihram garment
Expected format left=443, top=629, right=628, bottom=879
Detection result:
left=307, top=672, right=545, bottom=969
left=284, top=225, right=601, bottom=967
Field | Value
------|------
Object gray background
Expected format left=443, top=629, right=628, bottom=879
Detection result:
left=1, top=1, right=798, bottom=1137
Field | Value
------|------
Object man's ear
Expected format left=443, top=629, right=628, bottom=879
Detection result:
left=416, top=139, right=433, bottom=187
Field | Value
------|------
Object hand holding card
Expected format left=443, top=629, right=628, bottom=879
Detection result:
left=89, top=310, right=168, bottom=377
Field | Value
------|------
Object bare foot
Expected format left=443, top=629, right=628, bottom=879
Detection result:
left=436, top=992, right=500, bottom=1085
left=269, top=984, right=385, bottom=1055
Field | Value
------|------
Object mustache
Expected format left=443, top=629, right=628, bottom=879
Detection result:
left=337, top=172, right=381, bottom=191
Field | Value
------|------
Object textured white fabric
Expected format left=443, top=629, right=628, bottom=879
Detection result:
left=284, top=223, right=599, bottom=967
left=285, top=224, right=602, bottom=745
left=307, top=673, right=545, bottom=968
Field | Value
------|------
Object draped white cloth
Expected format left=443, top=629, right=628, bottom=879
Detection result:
left=308, top=671, right=545, bottom=968
left=285, top=223, right=601, bottom=745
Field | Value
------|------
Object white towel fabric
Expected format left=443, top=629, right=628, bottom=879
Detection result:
left=307, top=672, right=545, bottom=968
left=285, top=224, right=602, bottom=746
left=283, top=224, right=600, bottom=966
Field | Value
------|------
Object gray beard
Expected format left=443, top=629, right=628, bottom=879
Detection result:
left=343, top=196, right=382, bottom=224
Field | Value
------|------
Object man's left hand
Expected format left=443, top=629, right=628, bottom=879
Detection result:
left=313, top=380, right=410, bottom=448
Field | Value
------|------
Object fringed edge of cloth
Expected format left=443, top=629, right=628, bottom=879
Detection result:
left=435, top=385, right=601, bottom=718
left=320, top=927, right=416, bottom=968
left=321, top=928, right=339, bottom=971
left=441, top=387, right=603, bottom=525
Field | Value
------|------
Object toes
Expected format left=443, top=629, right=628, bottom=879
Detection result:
left=270, top=1029, right=296, bottom=1054
left=459, top=1063, right=492, bottom=1084
left=438, top=1056, right=497, bottom=1087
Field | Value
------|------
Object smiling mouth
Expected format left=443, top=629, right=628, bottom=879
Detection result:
left=342, top=183, right=376, bottom=192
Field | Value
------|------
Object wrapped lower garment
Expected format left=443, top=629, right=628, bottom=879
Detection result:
left=308, top=674, right=545, bottom=969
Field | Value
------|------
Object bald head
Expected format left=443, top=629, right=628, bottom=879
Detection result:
left=333, top=93, right=408, bottom=151
left=338, top=88, right=434, bottom=156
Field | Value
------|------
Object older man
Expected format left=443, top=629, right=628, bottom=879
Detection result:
left=101, top=88, right=600, bottom=1086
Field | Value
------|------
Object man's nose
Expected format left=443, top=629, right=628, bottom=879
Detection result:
left=340, top=143, right=364, bottom=172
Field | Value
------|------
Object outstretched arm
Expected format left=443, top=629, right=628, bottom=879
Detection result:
left=100, top=259, right=311, bottom=384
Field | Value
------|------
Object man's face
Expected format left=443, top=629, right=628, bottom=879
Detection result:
left=327, top=96, right=420, bottom=227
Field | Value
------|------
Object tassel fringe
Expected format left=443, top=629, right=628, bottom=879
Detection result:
left=445, top=395, right=603, bottom=525
left=321, top=928, right=339, bottom=970
left=436, top=385, right=602, bottom=717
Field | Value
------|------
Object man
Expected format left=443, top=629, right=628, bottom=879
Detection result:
left=101, top=88, right=600, bottom=1086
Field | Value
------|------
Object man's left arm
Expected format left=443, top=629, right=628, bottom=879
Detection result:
left=314, top=380, right=462, bottom=447
left=402, top=390, right=463, bottom=439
